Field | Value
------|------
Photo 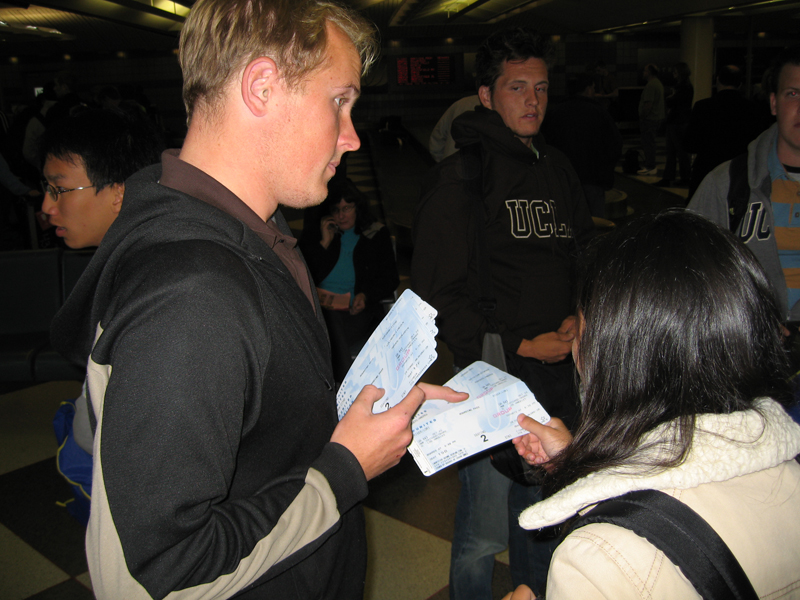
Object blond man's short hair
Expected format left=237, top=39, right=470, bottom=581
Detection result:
left=179, top=0, right=379, bottom=122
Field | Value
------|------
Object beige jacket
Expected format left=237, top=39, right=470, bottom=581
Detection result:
left=519, top=399, right=800, bottom=599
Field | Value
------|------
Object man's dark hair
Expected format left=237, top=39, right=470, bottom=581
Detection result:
left=766, top=44, right=800, bottom=95
left=716, top=65, right=743, bottom=88
left=39, top=109, right=164, bottom=191
left=475, top=27, right=554, bottom=91
left=545, top=210, right=791, bottom=495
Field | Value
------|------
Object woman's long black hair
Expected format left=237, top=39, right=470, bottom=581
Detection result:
left=545, top=210, right=791, bottom=494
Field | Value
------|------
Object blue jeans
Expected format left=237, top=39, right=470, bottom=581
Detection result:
left=450, top=454, right=510, bottom=600
left=449, top=455, right=555, bottom=599
left=449, top=357, right=576, bottom=599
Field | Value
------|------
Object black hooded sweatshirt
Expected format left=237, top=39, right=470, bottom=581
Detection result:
left=412, top=106, right=594, bottom=369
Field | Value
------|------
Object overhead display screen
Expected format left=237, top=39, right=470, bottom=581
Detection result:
left=396, top=55, right=454, bottom=86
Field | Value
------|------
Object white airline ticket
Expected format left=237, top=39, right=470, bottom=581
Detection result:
left=407, top=361, right=551, bottom=476
left=336, top=289, right=438, bottom=420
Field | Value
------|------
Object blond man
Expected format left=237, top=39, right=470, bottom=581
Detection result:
left=51, top=1, right=463, bottom=598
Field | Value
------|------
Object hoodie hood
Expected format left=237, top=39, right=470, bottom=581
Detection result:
left=749, top=122, right=778, bottom=191
left=451, top=105, right=546, bottom=166
left=50, top=162, right=268, bottom=367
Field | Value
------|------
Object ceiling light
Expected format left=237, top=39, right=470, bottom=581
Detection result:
left=141, top=0, right=191, bottom=18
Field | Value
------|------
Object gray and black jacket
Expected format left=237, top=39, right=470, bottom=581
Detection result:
left=51, top=161, right=368, bottom=600
left=689, top=123, right=800, bottom=320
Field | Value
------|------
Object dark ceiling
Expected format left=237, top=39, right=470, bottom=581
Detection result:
left=0, top=0, right=798, bottom=57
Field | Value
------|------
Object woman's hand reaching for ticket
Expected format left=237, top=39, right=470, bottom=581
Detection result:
left=512, top=415, right=573, bottom=471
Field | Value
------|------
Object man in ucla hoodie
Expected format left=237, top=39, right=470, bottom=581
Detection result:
left=412, top=27, right=594, bottom=600
left=50, top=1, right=464, bottom=599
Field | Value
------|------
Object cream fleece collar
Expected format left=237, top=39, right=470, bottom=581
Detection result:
left=519, top=398, right=800, bottom=530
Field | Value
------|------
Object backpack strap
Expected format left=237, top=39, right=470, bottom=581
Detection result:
left=566, top=489, right=758, bottom=600
left=727, top=152, right=750, bottom=234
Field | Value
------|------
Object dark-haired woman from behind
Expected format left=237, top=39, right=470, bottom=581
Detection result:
left=300, top=178, right=399, bottom=381
left=504, top=210, right=800, bottom=599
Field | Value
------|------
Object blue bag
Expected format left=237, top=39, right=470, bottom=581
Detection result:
left=53, top=399, right=92, bottom=526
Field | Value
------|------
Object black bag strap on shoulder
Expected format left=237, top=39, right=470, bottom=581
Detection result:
left=727, top=151, right=750, bottom=234
left=566, top=489, right=758, bottom=600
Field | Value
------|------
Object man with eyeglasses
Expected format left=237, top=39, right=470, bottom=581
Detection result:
left=38, top=108, right=163, bottom=526
left=39, top=108, right=163, bottom=249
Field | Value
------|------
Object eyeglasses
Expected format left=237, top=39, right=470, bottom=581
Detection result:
left=41, top=181, right=96, bottom=202
left=331, top=203, right=355, bottom=215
